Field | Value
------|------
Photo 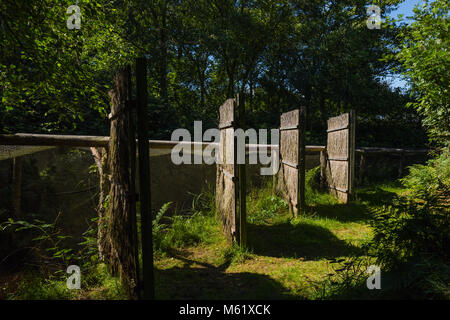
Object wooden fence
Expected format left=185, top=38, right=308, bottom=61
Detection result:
left=0, top=108, right=429, bottom=299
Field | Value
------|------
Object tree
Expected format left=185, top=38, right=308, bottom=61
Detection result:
left=394, top=0, right=449, bottom=145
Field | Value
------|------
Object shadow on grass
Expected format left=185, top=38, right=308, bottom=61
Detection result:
left=310, top=202, right=370, bottom=223
left=309, top=185, right=400, bottom=223
left=154, top=254, right=297, bottom=300
left=356, top=187, right=399, bottom=206
left=248, top=222, right=362, bottom=260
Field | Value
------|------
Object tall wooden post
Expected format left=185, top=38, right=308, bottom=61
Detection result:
left=276, top=108, right=306, bottom=217
left=99, top=68, right=138, bottom=299
left=126, top=66, right=141, bottom=299
left=216, top=99, right=238, bottom=243
left=325, top=110, right=356, bottom=203
left=298, top=107, right=306, bottom=215
left=12, top=157, right=22, bottom=218
left=136, top=57, right=154, bottom=300
left=349, top=110, right=356, bottom=200
left=237, top=93, right=247, bottom=247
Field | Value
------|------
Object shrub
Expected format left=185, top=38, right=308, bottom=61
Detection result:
left=367, top=147, right=450, bottom=298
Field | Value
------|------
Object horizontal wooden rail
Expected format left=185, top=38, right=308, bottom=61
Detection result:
left=0, top=133, right=326, bottom=153
left=0, top=145, right=55, bottom=161
left=0, top=133, right=109, bottom=148
left=355, top=147, right=428, bottom=155
left=1, top=134, right=426, bottom=158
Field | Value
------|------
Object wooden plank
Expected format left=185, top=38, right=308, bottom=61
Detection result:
left=237, top=93, right=247, bottom=248
left=277, top=110, right=300, bottom=216
left=0, top=145, right=54, bottom=161
left=136, top=57, right=154, bottom=300
left=219, top=99, right=235, bottom=125
left=326, top=112, right=355, bottom=203
left=0, top=134, right=327, bottom=154
left=355, top=147, right=428, bottom=154
left=216, top=98, right=238, bottom=244
left=0, top=134, right=109, bottom=148
left=298, top=107, right=306, bottom=216
left=348, top=110, right=356, bottom=199
left=126, top=65, right=140, bottom=300
left=276, top=108, right=306, bottom=217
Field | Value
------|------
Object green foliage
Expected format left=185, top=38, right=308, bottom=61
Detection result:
left=3, top=216, right=128, bottom=300
left=152, top=190, right=219, bottom=255
left=221, top=242, right=253, bottom=265
left=0, top=0, right=425, bottom=148
left=1, top=218, right=74, bottom=266
left=362, top=148, right=450, bottom=298
left=370, top=194, right=449, bottom=269
left=247, top=180, right=288, bottom=224
left=305, top=166, right=338, bottom=207
left=394, top=0, right=450, bottom=144
left=401, top=147, right=450, bottom=196
left=163, top=212, right=217, bottom=248
left=8, top=275, right=74, bottom=300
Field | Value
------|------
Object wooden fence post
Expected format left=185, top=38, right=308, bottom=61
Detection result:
left=276, top=108, right=306, bottom=217
left=96, top=67, right=139, bottom=299
left=136, top=57, right=154, bottom=300
left=298, top=107, right=306, bottom=215
left=216, top=99, right=238, bottom=243
left=349, top=110, right=356, bottom=200
left=237, top=93, right=247, bottom=248
left=325, top=110, right=356, bottom=203
left=126, top=65, right=141, bottom=299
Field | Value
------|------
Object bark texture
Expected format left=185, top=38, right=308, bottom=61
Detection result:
left=93, top=69, right=138, bottom=299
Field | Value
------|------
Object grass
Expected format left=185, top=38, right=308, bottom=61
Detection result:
left=153, top=172, right=408, bottom=300
left=3, top=168, right=410, bottom=300
left=5, top=262, right=128, bottom=300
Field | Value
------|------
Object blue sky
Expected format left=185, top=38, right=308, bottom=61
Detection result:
left=389, top=0, right=423, bottom=21
left=384, top=0, right=423, bottom=89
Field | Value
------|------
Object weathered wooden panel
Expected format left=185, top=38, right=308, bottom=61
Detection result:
left=216, top=99, right=238, bottom=243
left=280, top=109, right=299, bottom=128
left=325, top=111, right=355, bottom=203
left=276, top=164, right=298, bottom=209
left=219, top=99, right=235, bottom=127
left=280, top=130, right=298, bottom=164
left=326, top=130, right=348, bottom=159
left=219, top=128, right=235, bottom=175
left=275, top=108, right=306, bottom=216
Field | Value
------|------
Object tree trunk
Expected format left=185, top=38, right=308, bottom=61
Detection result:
left=95, top=69, right=138, bottom=299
